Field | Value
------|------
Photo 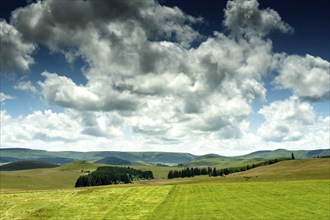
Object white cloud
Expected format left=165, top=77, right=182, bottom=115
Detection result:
left=0, top=0, right=328, bottom=154
left=14, top=80, right=37, bottom=93
left=0, top=92, right=16, bottom=102
left=223, top=0, right=293, bottom=37
left=274, top=54, right=330, bottom=100
left=257, top=96, right=316, bottom=142
left=0, top=107, right=328, bottom=155
left=0, top=110, right=125, bottom=151
left=0, top=20, right=36, bottom=74
left=38, top=71, right=138, bottom=111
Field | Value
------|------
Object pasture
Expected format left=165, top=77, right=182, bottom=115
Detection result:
left=0, top=158, right=329, bottom=219
left=0, top=180, right=329, bottom=219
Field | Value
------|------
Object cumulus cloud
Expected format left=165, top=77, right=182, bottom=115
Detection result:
left=10, top=0, right=277, bottom=140
left=1, top=0, right=328, bottom=154
left=14, top=80, right=37, bottom=93
left=257, top=96, right=316, bottom=142
left=0, top=92, right=16, bottom=102
left=0, top=109, right=126, bottom=151
left=38, top=71, right=138, bottom=111
left=0, top=20, right=36, bottom=74
left=223, top=0, right=293, bottom=37
left=223, top=0, right=293, bottom=36
left=274, top=54, right=330, bottom=101
left=10, top=0, right=201, bottom=50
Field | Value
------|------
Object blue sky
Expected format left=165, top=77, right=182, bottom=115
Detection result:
left=0, top=0, right=329, bottom=155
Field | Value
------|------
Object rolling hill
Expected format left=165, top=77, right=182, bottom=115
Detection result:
left=0, top=161, right=59, bottom=171
left=95, top=156, right=132, bottom=165
left=0, top=148, right=196, bottom=165
left=186, top=148, right=329, bottom=167
left=0, top=148, right=328, bottom=167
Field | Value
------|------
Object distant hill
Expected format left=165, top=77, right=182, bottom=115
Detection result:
left=184, top=149, right=329, bottom=167
left=0, top=148, right=328, bottom=166
left=239, top=149, right=330, bottom=159
left=0, top=161, right=59, bottom=171
left=95, top=156, right=132, bottom=165
left=0, top=157, right=19, bottom=163
left=196, top=154, right=227, bottom=159
left=0, top=148, right=196, bottom=165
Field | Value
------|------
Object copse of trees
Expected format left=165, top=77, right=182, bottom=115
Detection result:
left=168, top=167, right=210, bottom=179
left=75, top=166, right=153, bottom=187
left=167, top=158, right=284, bottom=179
left=314, top=155, right=330, bottom=158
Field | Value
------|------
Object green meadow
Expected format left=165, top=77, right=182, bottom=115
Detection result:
left=1, top=180, right=329, bottom=219
left=0, top=158, right=329, bottom=219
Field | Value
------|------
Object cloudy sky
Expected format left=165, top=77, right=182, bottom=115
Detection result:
left=0, top=0, right=329, bottom=156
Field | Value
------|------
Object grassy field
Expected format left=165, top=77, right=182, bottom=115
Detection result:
left=232, top=158, right=330, bottom=181
left=1, top=158, right=329, bottom=191
left=0, top=180, right=329, bottom=219
left=0, top=161, right=180, bottom=191
left=0, top=158, right=329, bottom=219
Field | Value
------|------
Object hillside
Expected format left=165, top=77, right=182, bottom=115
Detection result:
left=56, top=160, right=103, bottom=172
left=0, top=161, right=59, bottom=171
left=186, top=157, right=266, bottom=167
left=95, top=156, right=132, bottom=165
left=232, top=158, right=330, bottom=181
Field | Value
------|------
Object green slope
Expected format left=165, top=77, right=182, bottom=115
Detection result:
left=56, top=160, right=103, bottom=172
left=186, top=157, right=266, bottom=168
left=232, top=158, right=330, bottom=181
left=0, top=161, right=176, bottom=191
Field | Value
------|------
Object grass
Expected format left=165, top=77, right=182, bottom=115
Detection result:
left=1, top=158, right=329, bottom=192
left=0, top=158, right=329, bottom=219
left=0, top=169, right=82, bottom=191
left=148, top=180, right=330, bottom=220
left=0, top=161, right=180, bottom=191
left=0, top=180, right=329, bottom=219
left=232, top=158, right=330, bottom=181
left=186, top=157, right=267, bottom=168
left=0, top=161, right=101, bottom=191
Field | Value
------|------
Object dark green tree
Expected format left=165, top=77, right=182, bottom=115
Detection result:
left=211, top=167, right=217, bottom=176
left=291, top=153, right=295, bottom=160
left=168, top=170, right=174, bottom=179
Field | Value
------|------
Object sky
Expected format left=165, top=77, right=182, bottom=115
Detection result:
left=0, top=0, right=329, bottom=156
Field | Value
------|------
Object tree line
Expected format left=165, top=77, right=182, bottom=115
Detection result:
left=75, top=166, right=153, bottom=187
left=314, top=156, right=330, bottom=158
left=167, top=159, right=283, bottom=179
